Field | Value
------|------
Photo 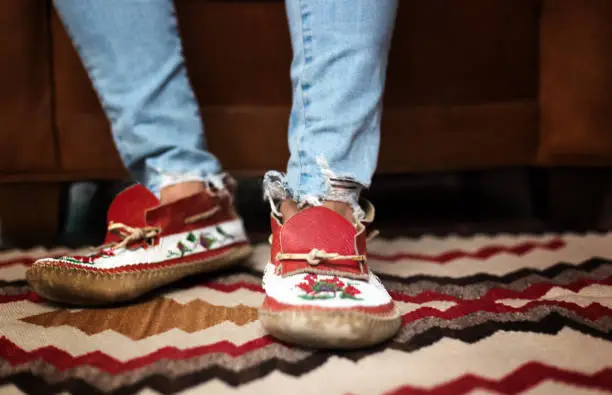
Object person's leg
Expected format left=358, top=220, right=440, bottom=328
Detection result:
left=53, top=0, right=221, bottom=202
left=260, top=0, right=400, bottom=349
left=266, top=0, right=398, bottom=221
left=28, top=1, right=251, bottom=306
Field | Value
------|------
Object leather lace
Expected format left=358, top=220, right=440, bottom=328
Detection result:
left=276, top=249, right=366, bottom=266
left=106, top=204, right=220, bottom=250
left=107, top=222, right=161, bottom=250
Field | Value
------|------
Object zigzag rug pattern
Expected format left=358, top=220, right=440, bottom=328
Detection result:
left=0, top=234, right=611, bottom=395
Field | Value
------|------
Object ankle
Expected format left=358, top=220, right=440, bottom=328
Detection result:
left=280, top=200, right=299, bottom=220
left=159, top=181, right=206, bottom=204
left=322, top=201, right=354, bottom=223
left=279, top=199, right=354, bottom=223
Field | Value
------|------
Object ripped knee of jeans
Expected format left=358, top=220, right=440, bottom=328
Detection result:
left=263, top=156, right=365, bottom=221
left=262, top=171, right=290, bottom=217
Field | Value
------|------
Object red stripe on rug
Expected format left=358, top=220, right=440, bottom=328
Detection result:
left=0, top=336, right=277, bottom=373
left=401, top=300, right=610, bottom=324
left=0, top=258, right=35, bottom=268
left=0, top=252, right=79, bottom=268
left=370, top=239, right=565, bottom=263
left=0, top=292, right=44, bottom=304
left=0, top=238, right=565, bottom=268
left=384, top=363, right=612, bottom=395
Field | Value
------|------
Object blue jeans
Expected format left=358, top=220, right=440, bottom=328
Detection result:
left=54, top=0, right=398, bottom=214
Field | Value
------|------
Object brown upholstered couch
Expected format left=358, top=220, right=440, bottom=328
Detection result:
left=2, top=1, right=612, bottom=245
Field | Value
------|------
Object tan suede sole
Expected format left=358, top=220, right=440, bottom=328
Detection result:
left=26, top=245, right=253, bottom=306
left=259, top=306, right=402, bottom=349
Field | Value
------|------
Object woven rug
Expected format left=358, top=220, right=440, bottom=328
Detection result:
left=0, top=234, right=611, bottom=395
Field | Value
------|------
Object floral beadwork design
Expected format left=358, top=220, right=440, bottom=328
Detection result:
left=166, top=226, right=235, bottom=258
left=296, top=274, right=362, bottom=300
left=61, top=249, right=115, bottom=265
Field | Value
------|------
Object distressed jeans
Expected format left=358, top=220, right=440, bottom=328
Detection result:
left=54, top=0, right=398, bottom=214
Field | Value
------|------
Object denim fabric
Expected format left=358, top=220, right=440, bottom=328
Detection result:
left=54, top=0, right=398, bottom=203
left=284, top=0, right=398, bottom=202
left=54, top=0, right=221, bottom=196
